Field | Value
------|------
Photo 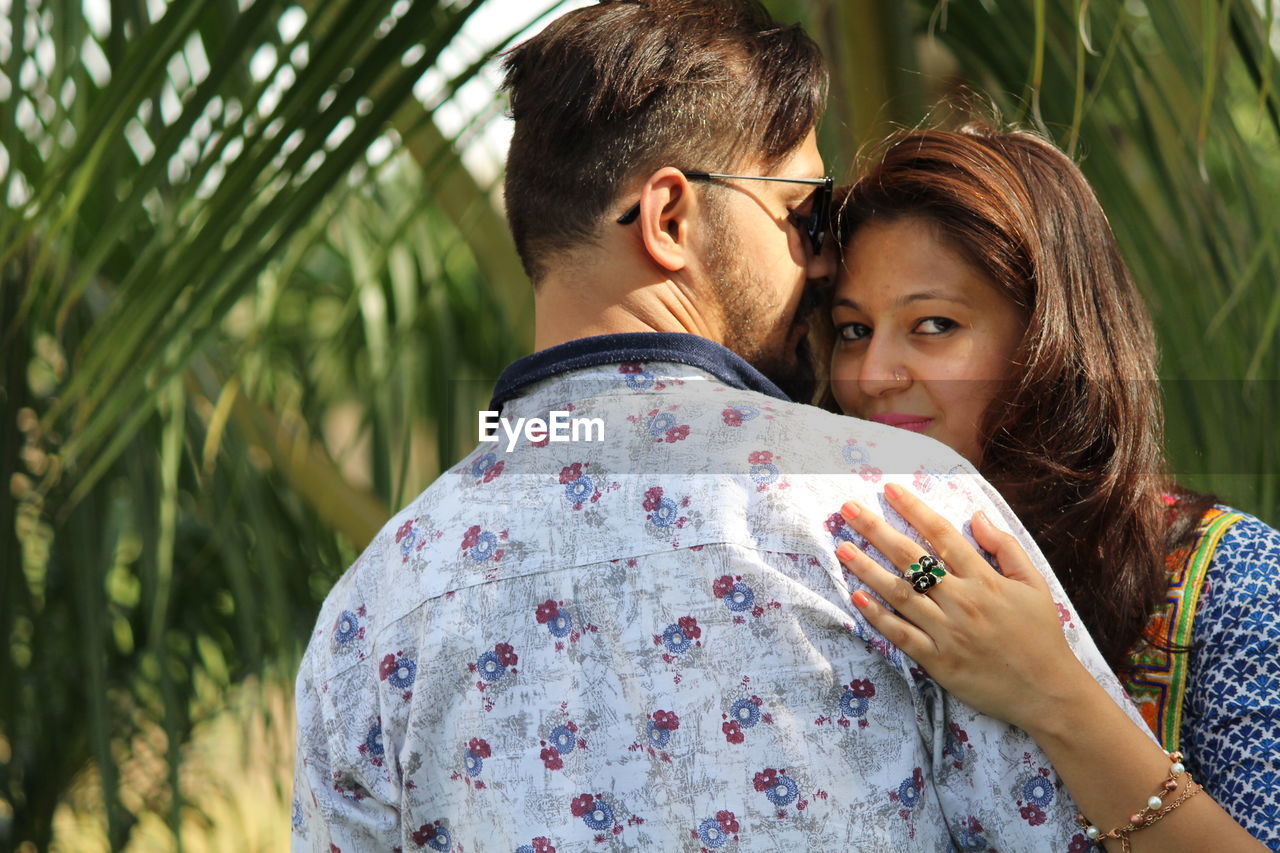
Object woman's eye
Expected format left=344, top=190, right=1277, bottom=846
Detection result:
left=915, top=317, right=956, bottom=334
left=836, top=322, right=871, bottom=342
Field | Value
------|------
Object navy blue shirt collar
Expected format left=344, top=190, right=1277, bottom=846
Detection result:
left=489, top=332, right=791, bottom=412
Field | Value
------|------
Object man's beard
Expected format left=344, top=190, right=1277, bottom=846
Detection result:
left=703, top=226, right=818, bottom=403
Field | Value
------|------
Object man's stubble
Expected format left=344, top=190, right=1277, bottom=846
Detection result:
left=701, top=206, right=818, bottom=403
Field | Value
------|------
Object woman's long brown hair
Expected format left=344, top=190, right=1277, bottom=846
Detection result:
left=835, top=124, right=1212, bottom=671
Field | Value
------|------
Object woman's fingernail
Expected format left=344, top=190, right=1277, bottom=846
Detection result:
left=884, top=482, right=903, bottom=500
left=851, top=590, right=871, bottom=608
left=835, top=541, right=857, bottom=561
left=841, top=500, right=861, bottom=519
left=974, top=510, right=989, bottom=526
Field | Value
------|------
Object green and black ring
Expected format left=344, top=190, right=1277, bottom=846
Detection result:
left=908, top=554, right=947, bottom=594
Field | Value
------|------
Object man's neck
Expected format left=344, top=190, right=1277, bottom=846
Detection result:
left=532, top=273, right=723, bottom=353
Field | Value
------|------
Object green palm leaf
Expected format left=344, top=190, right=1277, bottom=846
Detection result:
left=1, top=0, right=559, bottom=847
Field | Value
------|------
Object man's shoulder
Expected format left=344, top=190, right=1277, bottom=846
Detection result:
left=354, top=383, right=996, bottom=576
left=297, top=383, right=1001, bottom=679
left=652, top=384, right=978, bottom=481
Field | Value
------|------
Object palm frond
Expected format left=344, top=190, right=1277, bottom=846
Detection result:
left=1, top=0, right=562, bottom=846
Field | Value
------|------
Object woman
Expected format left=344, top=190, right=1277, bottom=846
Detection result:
left=825, top=125, right=1278, bottom=851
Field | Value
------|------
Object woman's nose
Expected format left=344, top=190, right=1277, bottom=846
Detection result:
left=858, top=341, right=911, bottom=398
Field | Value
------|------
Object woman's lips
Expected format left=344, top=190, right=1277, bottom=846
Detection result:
left=869, top=414, right=934, bottom=433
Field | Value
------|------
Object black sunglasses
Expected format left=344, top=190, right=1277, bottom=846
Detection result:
left=616, top=170, right=834, bottom=255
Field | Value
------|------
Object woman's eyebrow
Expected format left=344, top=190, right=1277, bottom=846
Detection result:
left=895, top=290, right=972, bottom=308
left=831, top=290, right=972, bottom=312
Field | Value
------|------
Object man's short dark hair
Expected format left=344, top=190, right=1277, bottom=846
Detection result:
left=501, top=0, right=828, bottom=281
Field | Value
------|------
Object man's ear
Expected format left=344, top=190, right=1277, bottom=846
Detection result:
left=635, top=168, right=695, bottom=273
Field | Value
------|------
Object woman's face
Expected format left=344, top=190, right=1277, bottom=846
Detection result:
left=829, top=217, right=1027, bottom=465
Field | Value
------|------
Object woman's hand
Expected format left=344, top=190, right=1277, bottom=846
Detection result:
left=836, top=484, right=1270, bottom=852
left=836, top=482, right=1089, bottom=732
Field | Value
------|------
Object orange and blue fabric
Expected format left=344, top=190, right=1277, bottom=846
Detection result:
left=1123, top=507, right=1245, bottom=750
left=1121, top=506, right=1280, bottom=849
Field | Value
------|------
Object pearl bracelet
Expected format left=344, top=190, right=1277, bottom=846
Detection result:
left=1074, top=750, right=1201, bottom=851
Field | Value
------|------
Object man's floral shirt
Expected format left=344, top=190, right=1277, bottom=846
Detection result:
left=293, top=354, right=1147, bottom=852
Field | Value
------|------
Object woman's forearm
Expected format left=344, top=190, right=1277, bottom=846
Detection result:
left=1022, top=665, right=1264, bottom=852
left=834, top=490, right=1267, bottom=851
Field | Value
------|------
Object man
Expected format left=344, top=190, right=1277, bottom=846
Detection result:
left=293, top=2, right=1144, bottom=849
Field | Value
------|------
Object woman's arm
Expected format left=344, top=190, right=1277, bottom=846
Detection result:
left=835, top=483, right=1267, bottom=852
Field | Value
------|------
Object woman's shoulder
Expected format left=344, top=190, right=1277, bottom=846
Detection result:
left=1202, top=505, right=1280, bottom=583
left=1196, top=505, right=1280, bottom=636
left=1182, top=508, right=1280, bottom=852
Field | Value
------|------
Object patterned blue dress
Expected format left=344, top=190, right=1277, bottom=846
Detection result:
left=1183, top=510, right=1280, bottom=848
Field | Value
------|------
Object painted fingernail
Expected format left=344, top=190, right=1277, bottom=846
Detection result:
left=835, top=542, right=857, bottom=561
left=851, top=590, right=871, bottom=608
left=841, top=500, right=861, bottom=519
left=884, top=482, right=904, bottom=499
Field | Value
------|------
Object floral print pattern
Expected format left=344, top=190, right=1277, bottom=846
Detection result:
left=294, top=353, right=1150, bottom=851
